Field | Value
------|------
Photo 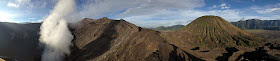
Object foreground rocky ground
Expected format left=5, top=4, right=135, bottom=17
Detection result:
left=246, top=30, right=280, bottom=60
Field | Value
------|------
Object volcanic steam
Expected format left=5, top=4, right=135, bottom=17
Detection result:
left=39, top=0, right=75, bottom=61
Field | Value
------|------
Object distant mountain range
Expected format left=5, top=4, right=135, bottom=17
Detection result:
left=153, top=19, right=280, bottom=31
left=152, top=25, right=184, bottom=31
left=231, top=19, right=280, bottom=30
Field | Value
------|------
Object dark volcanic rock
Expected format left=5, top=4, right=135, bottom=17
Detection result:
left=216, top=47, right=239, bottom=61
left=0, top=22, right=42, bottom=61
left=236, top=47, right=278, bottom=61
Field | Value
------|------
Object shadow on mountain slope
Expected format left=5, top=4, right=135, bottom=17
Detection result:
left=68, top=17, right=204, bottom=61
left=236, top=47, right=278, bottom=61
left=80, top=20, right=120, bottom=60
left=216, top=47, right=239, bottom=61
left=169, top=44, right=204, bottom=61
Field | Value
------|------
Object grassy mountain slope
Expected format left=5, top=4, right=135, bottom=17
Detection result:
left=166, top=16, right=265, bottom=48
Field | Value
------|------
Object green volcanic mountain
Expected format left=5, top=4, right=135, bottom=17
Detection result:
left=168, top=16, right=265, bottom=48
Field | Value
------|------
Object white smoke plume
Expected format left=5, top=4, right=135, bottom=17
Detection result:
left=39, top=0, right=76, bottom=61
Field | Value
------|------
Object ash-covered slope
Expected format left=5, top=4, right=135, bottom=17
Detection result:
left=168, top=16, right=265, bottom=48
left=68, top=17, right=203, bottom=61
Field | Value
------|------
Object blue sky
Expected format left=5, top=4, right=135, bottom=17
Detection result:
left=1, top=0, right=280, bottom=27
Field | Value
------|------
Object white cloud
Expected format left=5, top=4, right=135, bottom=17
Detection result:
left=116, top=0, right=205, bottom=17
left=7, top=0, right=53, bottom=9
left=276, top=3, right=280, bottom=7
left=62, top=0, right=205, bottom=24
left=75, top=0, right=247, bottom=28
left=7, top=0, right=31, bottom=8
left=257, top=8, right=280, bottom=14
left=124, top=7, right=280, bottom=28
left=244, top=15, right=280, bottom=20
left=184, top=9, right=242, bottom=21
left=220, top=3, right=230, bottom=9
left=252, top=3, right=280, bottom=14
left=121, top=9, right=244, bottom=27
left=211, top=5, right=218, bottom=8
left=220, top=3, right=226, bottom=7
left=16, top=0, right=31, bottom=4
left=7, top=3, right=19, bottom=8
left=121, top=11, right=186, bottom=27
left=76, top=0, right=205, bottom=18
left=26, top=0, right=277, bottom=28
left=28, top=18, right=35, bottom=19
left=210, top=3, right=230, bottom=9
